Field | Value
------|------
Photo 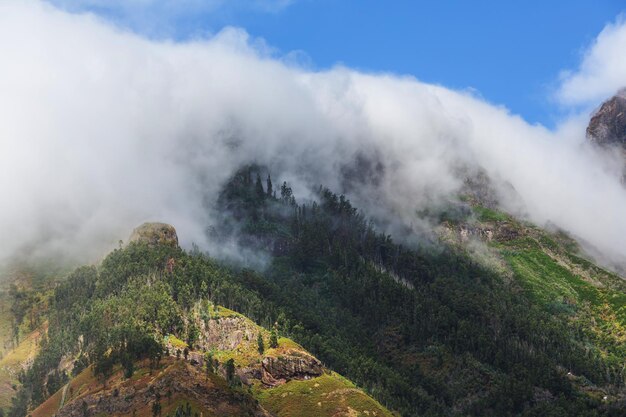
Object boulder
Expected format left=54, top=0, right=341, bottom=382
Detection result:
left=128, top=222, right=178, bottom=247
left=261, top=351, right=323, bottom=386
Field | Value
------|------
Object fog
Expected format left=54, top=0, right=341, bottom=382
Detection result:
left=558, top=15, right=626, bottom=107
left=2, top=1, right=626, bottom=270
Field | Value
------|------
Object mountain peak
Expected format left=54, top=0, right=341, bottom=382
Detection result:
left=586, top=88, right=626, bottom=146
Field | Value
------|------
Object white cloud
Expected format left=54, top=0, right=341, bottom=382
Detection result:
left=2, top=1, right=626, bottom=271
left=557, top=15, right=626, bottom=106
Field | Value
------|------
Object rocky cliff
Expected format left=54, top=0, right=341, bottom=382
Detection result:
left=32, top=358, right=271, bottom=417
left=587, top=88, right=626, bottom=147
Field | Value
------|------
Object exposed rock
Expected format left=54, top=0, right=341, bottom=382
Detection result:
left=53, top=359, right=271, bottom=417
left=197, top=316, right=257, bottom=352
left=455, top=166, right=525, bottom=220
left=455, top=222, right=519, bottom=243
left=460, top=169, right=500, bottom=209
left=587, top=88, right=626, bottom=147
left=192, top=314, right=323, bottom=387
left=128, top=222, right=178, bottom=247
left=261, top=351, right=323, bottom=386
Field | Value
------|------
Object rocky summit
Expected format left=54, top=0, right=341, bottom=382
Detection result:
left=586, top=87, right=626, bottom=147
left=128, top=222, right=179, bottom=247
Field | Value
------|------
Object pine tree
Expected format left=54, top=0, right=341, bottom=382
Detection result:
left=204, top=352, right=213, bottom=381
left=151, top=401, right=161, bottom=417
left=270, top=328, right=278, bottom=349
left=152, top=392, right=162, bottom=417
left=255, top=173, right=264, bottom=199
left=257, top=333, right=265, bottom=354
left=280, top=181, right=292, bottom=200
left=226, top=358, right=235, bottom=383
left=266, top=174, right=273, bottom=197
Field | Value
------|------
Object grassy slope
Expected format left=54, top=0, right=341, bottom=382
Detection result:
left=31, top=359, right=228, bottom=417
left=255, top=372, right=393, bottom=417
left=0, top=293, right=13, bottom=358
left=204, top=305, right=395, bottom=417
left=31, top=303, right=394, bottom=417
left=474, top=207, right=626, bottom=396
left=0, top=323, right=45, bottom=412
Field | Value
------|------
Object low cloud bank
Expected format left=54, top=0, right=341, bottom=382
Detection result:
left=2, top=1, right=626, bottom=269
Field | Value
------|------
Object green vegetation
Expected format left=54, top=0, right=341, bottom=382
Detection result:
left=491, top=221, right=626, bottom=390
left=208, top=166, right=626, bottom=416
left=257, top=332, right=265, bottom=354
left=4, top=166, right=626, bottom=417
left=255, top=372, right=394, bottom=417
left=473, top=206, right=510, bottom=222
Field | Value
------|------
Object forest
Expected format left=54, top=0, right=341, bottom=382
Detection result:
left=6, top=165, right=626, bottom=416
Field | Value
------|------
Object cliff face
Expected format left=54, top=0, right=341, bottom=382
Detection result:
left=261, top=351, right=323, bottom=386
left=32, top=308, right=391, bottom=417
left=32, top=359, right=271, bottom=417
left=190, top=311, right=324, bottom=387
left=586, top=88, right=626, bottom=147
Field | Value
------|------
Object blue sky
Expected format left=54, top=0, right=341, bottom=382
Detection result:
left=49, top=0, right=626, bottom=127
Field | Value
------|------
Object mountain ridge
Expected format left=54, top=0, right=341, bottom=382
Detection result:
left=2, top=164, right=626, bottom=416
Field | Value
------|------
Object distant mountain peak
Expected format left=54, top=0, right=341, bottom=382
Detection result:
left=586, top=88, right=626, bottom=146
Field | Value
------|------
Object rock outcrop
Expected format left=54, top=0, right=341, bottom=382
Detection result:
left=457, top=222, right=520, bottom=243
left=261, top=351, right=323, bottom=386
left=49, top=359, right=271, bottom=417
left=128, top=222, right=178, bottom=247
left=587, top=88, right=626, bottom=147
left=200, top=316, right=256, bottom=351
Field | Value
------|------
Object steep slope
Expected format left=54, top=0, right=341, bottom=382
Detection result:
left=0, top=324, right=45, bottom=411
left=207, top=166, right=626, bottom=416
left=31, top=358, right=269, bottom=417
left=441, top=206, right=626, bottom=396
left=9, top=225, right=392, bottom=417
left=587, top=88, right=626, bottom=147
left=0, top=274, right=53, bottom=413
left=5, top=166, right=626, bottom=416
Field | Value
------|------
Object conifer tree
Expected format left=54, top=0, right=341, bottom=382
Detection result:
left=255, top=173, right=264, bottom=199
left=226, top=358, right=235, bottom=383
left=266, top=174, right=273, bottom=197
left=257, top=333, right=265, bottom=354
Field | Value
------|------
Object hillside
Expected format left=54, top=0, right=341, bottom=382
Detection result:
left=2, top=166, right=626, bottom=416
left=206, top=166, right=626, bottom=416
left=28, top=306, right=391, bottom=417
left=441, top=205, right=626, bottom=398
left=5, top=225, right=392, bottom=417
left=0, top=323, right=44, bottom=411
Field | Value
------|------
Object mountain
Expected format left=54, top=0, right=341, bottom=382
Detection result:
left=587, top=88, right=626, bottom=147
left=208, top=166, right=626, bottom=416
left=27, top=302, right=391, bottom=417
left=2, top=165, right=626, bottom=416
left=4, top=224, right=392, bottom=417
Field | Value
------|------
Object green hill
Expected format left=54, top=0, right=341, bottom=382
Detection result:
left=2, top=166, right=626, bottom=416
left=448, top=206, right=626, bottom=401
left=6, top=231, right=392, bottom=417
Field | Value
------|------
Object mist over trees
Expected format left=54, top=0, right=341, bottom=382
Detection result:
left=5, top=166, right=626, bottom=416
